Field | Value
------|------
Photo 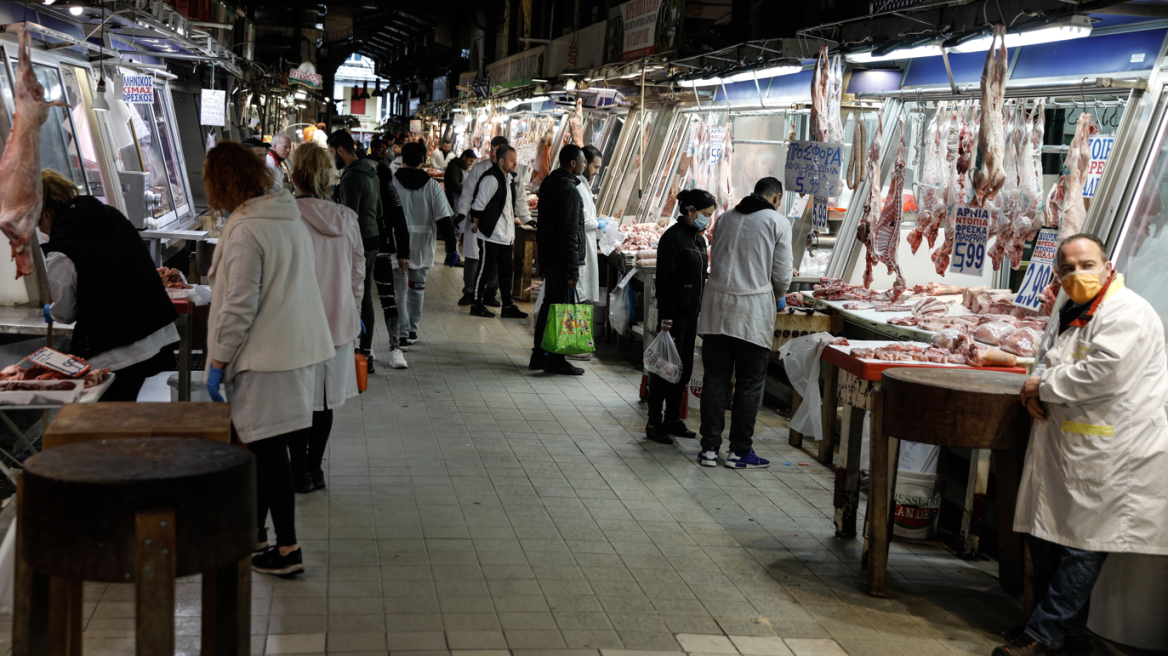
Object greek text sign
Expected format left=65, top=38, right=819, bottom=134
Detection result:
left=784, top=140, right=843, bottom=197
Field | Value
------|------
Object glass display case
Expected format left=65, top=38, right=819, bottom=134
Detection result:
left=5, top=55, right=88, bottom=188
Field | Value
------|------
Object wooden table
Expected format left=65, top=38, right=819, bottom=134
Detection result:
left=807, top=343, right=1026, bottom=549
left=43, top=402, right=232, bottom=450
left=865, top=368, right=1030, bottom=597
left=512, top=224, right=539, bottom=301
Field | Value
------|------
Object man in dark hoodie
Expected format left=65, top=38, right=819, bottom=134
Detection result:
left=369, top=136, right=411, bottom=370
left=531, top=145, right=588, bottom=376
left=392, top=142, right=459, bottom=351
left=328, top=130, right=383, bottom=368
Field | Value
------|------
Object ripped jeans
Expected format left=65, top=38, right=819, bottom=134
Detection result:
left=392, top=265, right=430, bottom=339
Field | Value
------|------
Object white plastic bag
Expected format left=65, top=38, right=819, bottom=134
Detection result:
left=644, top=331, right=682, bottom=384
left=598, top=222, right=627, bottom=256
left=777, top=332, right=836, bottom=440
left=530, top=283, right=546, bottom=330
left=687, top=346, right=704, bottom=411
left=608, top=286, right=631, bottom=335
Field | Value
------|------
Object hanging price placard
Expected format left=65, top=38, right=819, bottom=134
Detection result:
left=948, top=205, right=990, bottom=276
left=812, top=196, right=829, bottom=233
left=787, top=194, right=810, bottom=220
left=784, top=140, right=844, bottom=197
left=1014, top=228, right=1059, bottom=311
left=709, top=127, right=727, bottom=164
left=1082, top=135, right=1115, bottom=198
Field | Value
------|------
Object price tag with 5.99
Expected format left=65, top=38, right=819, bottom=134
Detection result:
left=812, top=196, right=829, bottom=233
left=948, top=206, right=990, bottom=276
left=1014, top=228, right=1059, bottom=311
left=22, top=347, right=90, bottom=377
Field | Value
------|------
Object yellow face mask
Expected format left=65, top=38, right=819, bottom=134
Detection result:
left=1062, top=268, right=1105, bottom=304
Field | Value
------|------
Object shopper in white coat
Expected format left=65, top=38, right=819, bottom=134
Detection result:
left=697, top=177, right=791, bottom=469
left=289, top=142, right=364, bottom=494
left=574, top=145, right=604, bottom=304
left=1004, top=234, right=1168, bottom=656
left=203, top=142, right=335, bottom=577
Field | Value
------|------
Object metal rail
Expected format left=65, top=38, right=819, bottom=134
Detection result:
left=856, top=77, right=1146, bottom=101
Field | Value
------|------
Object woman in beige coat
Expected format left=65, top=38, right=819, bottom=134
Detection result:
left=204, top=142, right=334, bottom=577
left=288, top=143, right=364, bottom=493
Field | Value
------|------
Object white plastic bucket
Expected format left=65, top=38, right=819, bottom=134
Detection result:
left=893, top=470, right=941, bottom=540
left=1088, top=553, right=1168, bottom=650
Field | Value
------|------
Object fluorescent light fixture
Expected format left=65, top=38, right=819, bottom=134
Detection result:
left=723, top=62, right=803, bottom=83
left=69, top=5, right=83, bottom=15
left=532, top=78, right=548, bottom=83
left=294, top=90, right=307, bottom=100
left=678, top=76, right=725, bottom=88
left=846, top=43, right=942, bottom=63
left=948, top=15, right=1092, bottom=53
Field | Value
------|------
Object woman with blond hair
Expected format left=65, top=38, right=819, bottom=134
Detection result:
left=39, top=168, right=178, bottom=401
left=286, top=142, right=363, bottom=493
left=203, top=141, right=333, bottom=576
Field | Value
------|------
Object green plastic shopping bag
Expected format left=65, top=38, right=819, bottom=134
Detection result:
left=540, top=289, right=595, bottom=355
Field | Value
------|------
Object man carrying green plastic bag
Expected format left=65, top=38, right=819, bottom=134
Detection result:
left=541, top=290, right=595, bottom=356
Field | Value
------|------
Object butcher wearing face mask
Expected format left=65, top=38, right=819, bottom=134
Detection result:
left=1003, top=233, right=1168, bottom=656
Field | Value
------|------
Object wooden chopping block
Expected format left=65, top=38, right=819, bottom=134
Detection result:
left=44, top=402, right=232, bottom=450
left=881, top=368, right=1029, bottom=449
left=771, top=311, right=845, bottom=354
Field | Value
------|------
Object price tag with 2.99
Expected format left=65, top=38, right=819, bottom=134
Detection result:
left=948, top=205, right=990, bottom=276
left=1014, top=228, right=1059, bottom=311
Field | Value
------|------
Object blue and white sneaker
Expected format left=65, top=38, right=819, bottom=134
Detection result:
left=725, top=450, right=770, bottom=469
left=698, top=449, right=719, bottom=467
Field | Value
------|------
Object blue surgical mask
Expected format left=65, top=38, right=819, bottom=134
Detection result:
left=693, top=214, right=710, bottom=230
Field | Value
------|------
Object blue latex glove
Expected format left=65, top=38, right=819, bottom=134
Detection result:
left=776, top=296, right=787, bottom=312
left=597, top=218, right=608, bottom=230
left=206, top=366, right=225, bottom=403
left=445, top=251, right=460, bottom=267
left=360, top=319, right=366, bottom=336
left=43, top=304, right=52, bottom=323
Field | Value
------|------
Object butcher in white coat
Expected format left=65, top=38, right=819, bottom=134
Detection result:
left=574, top=145, right=605, bottom=304
left=696, top=177, right=791, bottom=469
left=1004, top=233, right=1168, bottom=656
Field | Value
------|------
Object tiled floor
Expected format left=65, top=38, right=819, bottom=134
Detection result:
left=14, top=264, right=1036, bottom=656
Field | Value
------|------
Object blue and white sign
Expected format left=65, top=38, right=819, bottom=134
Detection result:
left=948, top=205, right=990, bottom=276
left=122, top=74, right=154, bottom=104
left=1014, top=228, right=1059, bottom=311
left=1083, top=135, right=1115, bottom=198
left=709, top=127, right=727, bottom=164
left=784, top=140, right=844, bottom=197
left=787, top=194, right=810, bottom=220
left=812, top=196, right=829, bottom=233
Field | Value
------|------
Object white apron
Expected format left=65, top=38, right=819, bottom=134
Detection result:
left=575, top=177, right=600, bottom=302
left=1014, top=278, right=1168, bottom=554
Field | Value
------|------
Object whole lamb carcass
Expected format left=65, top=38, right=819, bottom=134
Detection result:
left=857, top=109, right=885, bottom=288
left=1057, top=112, right=1100, bottom=239
left=0, top=27, right=68, bottom=279
left=972, top=25, right=1009, bottom=206
left=872, top=117, right=908, bottom=302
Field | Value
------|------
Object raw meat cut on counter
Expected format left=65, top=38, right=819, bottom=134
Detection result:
left=158, top=267, right=191, bottom=289
left=972, top=24, right=1009, bottom=206
left=0, top=28, right=68, bottom=279
left=856, top=109, right=885, bottom=288
left=973, top=321, right=1016, bottom=346
left=888, top=317, right=918, bottom=326
left=843, top=301, right=876, bottom=310
left=912, top=297, right=948, bottom=317
left=910, top=282, right=965, bottom=296
left=0, top=381, right=77, bottom=392
left=846, top=341, right=1014, bottom=367
left=872, top=116, right=907, bottom=302
left=1058, top=112, right=1100, bottom=239
left=0, top=362, right=109, bottom=388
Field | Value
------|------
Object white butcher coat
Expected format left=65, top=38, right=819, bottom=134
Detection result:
left=575, top=176, right=600, bottom=303
left=696, top=203, right=792, bottom=349
left=1015, top=276, right=1168, bottom=554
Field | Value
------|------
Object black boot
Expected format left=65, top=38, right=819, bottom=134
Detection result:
left=528, top=350, right=546, bottom=371
left=294, top=473, right=314, bottom=494
left=311, top=470, right=326, bottom=490
left=661, top=420, right=697, bottom=438
left=645, top=424, right=673, bottom=445
left=470, top=304, right=495, bottom=318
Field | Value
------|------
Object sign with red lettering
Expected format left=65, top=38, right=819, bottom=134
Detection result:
left=604, top=0, right=684, bottom=62
left=1083, top=135, right=1114, bottom=198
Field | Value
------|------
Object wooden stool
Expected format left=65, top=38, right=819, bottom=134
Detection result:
left=44, top=403, right=232, bottom=450
left=865, top=368, right=1030, bottom=597
left=14, top=438, right=255, bottom=656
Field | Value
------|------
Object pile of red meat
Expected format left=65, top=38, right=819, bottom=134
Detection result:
left=157, top=267, right=191, bottom=290
left=850, top=337, right=1017, bottom=367
left=962, top=286, right=1040, bottom=317
left=0, top=380, right=77, bottom=392
left=0, top=362, right=109, bottom=388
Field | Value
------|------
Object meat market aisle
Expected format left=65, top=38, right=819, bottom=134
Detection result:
left=62, top=265, right=1017, bottom=656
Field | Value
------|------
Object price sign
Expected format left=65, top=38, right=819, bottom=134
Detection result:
left=617, top=267, right=639, bottom=290
left=200, top=89, right=226, bottom=127
left=948, top=205, right=990, bottom=276
left=784, top=140, right=844, bottom=197
left=1082, top=135, right=1115, bottom=198
left=517, top=143, right=536, bottom=165
left=812, top=196, right=829, bottom=233
left=1014, top=228, right=1059, bottom=311
left=22, top=347, right=90, bottom=378
left=787, top=194, right=810, bottom=220
left=122, top=74, right=154, bottom=104
left=709, top=127, right=727, bottom=164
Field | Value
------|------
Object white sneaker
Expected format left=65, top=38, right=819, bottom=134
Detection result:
left=388, top=349, right=409, bottom=369
left=699, top=449, right=719, bottom=467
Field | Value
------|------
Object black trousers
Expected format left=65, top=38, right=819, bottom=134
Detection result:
left=533, top=270, right=573, bottom=367
left=373, top=254, right=399, bottom=349
left=289, top=409, right=333, bottom=479
left=359, top=250, right=378, bottom=351
left=699, top=334, right=769, bottom=454
left=100, top=343, right=178, bottom=403
left=474, top=238, right=513, bottom=307
left=251, top=429, right=304, bottom=547
left=647, top=315, right=697, bottom=425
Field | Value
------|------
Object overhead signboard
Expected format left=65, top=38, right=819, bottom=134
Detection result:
left=289, top=62, right=323, bottom=90
left=122, top=74, right=154, bottom=104
left=486, top=47, right=545, bottom=89
left=200, top=89, right=226, bottom=127
left=604, top=0, right=685, bottom=62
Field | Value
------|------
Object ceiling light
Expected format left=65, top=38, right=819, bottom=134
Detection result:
left=846, top=43, right=942, bottom=63
left=69, top=5, right=83, bottom=15
left=294, top=90, right=307, bottom=100
left=723, top=60, right=803, bottom=83
left=532, top=78, right=548, bottom=83
left=947, top=15, right=1093, bottom=53
left=92, top=79, right=110, bottom=111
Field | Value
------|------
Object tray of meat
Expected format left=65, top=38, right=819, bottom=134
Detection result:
left=0, top=379, right=84, bottom=405
left=158, top=267, right=191, bottom=290
left=821, top=339, right=1025, bottom=381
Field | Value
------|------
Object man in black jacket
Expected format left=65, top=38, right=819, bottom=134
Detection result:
left=531, top=145, right=588, bottom=376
